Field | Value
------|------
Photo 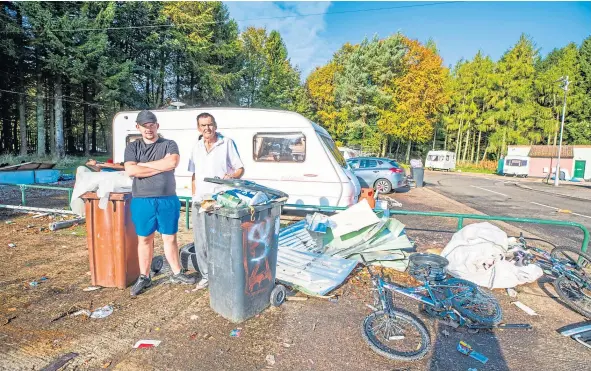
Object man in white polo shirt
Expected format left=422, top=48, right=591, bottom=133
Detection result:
left=188, top=112, right=244, bottom=289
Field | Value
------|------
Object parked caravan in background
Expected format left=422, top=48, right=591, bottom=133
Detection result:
left=502, top=155, right=530, bottom=177
left=112, top=108, right=361, bottom=207
left=425, top=150, right=456, bottom=171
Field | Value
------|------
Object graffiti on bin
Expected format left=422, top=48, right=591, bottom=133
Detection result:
left=241, top=216, right=279, bottom=295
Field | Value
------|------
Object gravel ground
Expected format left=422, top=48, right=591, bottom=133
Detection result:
left=1, top=187, right=590, bottom=370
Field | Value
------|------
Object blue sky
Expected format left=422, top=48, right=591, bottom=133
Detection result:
left=225, top=1, right=591, bottom=78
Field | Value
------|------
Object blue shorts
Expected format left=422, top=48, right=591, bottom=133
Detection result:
left=130, top=196, right=180, bottom=236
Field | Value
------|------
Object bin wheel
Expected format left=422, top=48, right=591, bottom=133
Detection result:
left=270, top=285, right=286, bottom=307
left=151, top=256, right=164, bottom=274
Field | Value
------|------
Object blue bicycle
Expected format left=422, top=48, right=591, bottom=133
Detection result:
left=510, top=233, right=591, bottom=318
left=361, top=253, right=503, bottom=361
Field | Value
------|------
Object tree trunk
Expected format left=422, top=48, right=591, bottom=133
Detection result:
left=36, top=53, right=45, bottom=156
left=49, top=80, right=55, bottom=156
left=444, top=129, right=448, bottom=151
left=470, top=130, right=477, bottom=163
left=54, top=74, right=65, bottom=158
left=462, top=128, right=470, bottom=162
left=17, top=10, right=27, bottom=156
left=432, top=124, right=437, bottom=150
left=91, top=84, right=97, bottom=152
left=455, top=94, right=467, bottom=157
left=83, top=82, right=90, bottom=156
left=190, top=72, right=194, bottom=105
left=176, top=54, right=181, bottom=100
left=405, top=140, right=412, bottom=163
left=380, top=137, right=388, bottom=157
left=482, top=145, right=488, bottom=162
left=476, top=130, right=482, bottom=164
left=159, top=50, right=165, bottom=106
left=65, top=83, right=75, bottom=154
left=389, top=137, right=395, bottom=154
left=394, top=140, right=400, bottom=160
left=501, top=127, right=507, bottom=156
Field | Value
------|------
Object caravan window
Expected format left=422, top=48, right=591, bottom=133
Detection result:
left=253, top=132, right=306, bottom=162
left=506, top=159, right=527, bottom=167
left=446, top=155, right=450, bottom=161
left=318, top=134, right=347, bottom=168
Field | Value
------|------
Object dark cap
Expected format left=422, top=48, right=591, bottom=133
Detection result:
left=136, top=110, right=158, bottom=125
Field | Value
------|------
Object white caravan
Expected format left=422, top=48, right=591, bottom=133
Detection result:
left=503, top=155, right=529, bottom=177
left=112, top=108, right=361, bottom=207
left=425, top=150, right=456, bottom=171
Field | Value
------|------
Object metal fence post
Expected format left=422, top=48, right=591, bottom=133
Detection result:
left=19, top=184, right=27, bottom=206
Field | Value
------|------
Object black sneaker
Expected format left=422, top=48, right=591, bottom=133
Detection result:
left=170, top=269, right=197, bottom=285
left=130, top=274, right=152, bottom=296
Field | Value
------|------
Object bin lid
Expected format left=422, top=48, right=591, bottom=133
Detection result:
left=204, top=178, right=288, bottom=199
left=207, top=200, right=285, bottom=219
left=80, top=191, right=133, bottom=201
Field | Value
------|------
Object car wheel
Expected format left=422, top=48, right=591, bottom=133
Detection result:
left=374, top=179, right=392, bottom=194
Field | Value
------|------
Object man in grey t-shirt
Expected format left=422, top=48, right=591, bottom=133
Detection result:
left=124, top=110, right=196, bottom=296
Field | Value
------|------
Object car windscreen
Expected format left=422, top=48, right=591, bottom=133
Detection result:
left=317, top=132, right=347, bottom=168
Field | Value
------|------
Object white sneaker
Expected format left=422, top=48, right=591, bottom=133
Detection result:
left=195, top=278, right=209, bottom=291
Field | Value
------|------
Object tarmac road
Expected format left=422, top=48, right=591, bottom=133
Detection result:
left=423, top=171, right=591, bottom=251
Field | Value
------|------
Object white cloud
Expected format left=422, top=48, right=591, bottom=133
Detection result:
left=224, top=1, right=333, bottom=79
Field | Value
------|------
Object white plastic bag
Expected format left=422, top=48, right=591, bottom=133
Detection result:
left=69, top=167, right=132, bottom=216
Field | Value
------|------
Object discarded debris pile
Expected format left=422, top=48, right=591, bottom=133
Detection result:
left=276, top=199, right=414, bottom=295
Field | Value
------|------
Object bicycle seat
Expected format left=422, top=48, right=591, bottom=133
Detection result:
left=408, top=253, right=449, bottom=282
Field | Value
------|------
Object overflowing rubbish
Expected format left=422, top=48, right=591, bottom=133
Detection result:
left=512, top=301, right=538, bottom=316
left=441, top=223, right=543, bottom=289
left=230, top=328, right=242, bottom=337
left=277, top=200, right=414, bottom=295
left=70, top=167, right=132, bottom=216
left=133, top=339, right=161, bottom=349
left=457, top=340, right=488, bottom=364
left=90, top=305, right=114, bottom=319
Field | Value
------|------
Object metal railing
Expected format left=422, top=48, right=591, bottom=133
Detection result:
left=0, top=183, right=74, bottom=209
left=283, top=204, right=590, bottom=253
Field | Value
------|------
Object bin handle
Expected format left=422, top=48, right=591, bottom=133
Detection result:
left=249, top=206, right=255, bottom=222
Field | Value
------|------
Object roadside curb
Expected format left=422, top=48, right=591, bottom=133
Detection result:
left=513, top=182, right=591, bottom=202
left=422, top=186, right=543, bottom=241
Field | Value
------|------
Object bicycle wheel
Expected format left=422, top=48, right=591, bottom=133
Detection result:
left=551, top=246, right=591, bottom=318
left=362, top=310, right=431, bottom=361
left=444, top=278, right=502, bottom=326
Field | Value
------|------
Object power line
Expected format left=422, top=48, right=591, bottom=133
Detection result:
left=0, top=2, right=460, bottom=34
left=0, top=88, right=105, bottom=108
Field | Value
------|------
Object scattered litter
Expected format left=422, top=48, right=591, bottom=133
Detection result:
left=203, top=333, right=212, bottom=340
left=285, top=296, right=308, bottom=301
left=32, top=213, right=49, bottom=218
left=39, top=227, right=47, bottom=232
left=457, top=340, right=488, bottom=364
left=230, top=328, right=242, bottom=337
left=101, top=361, right=112, bottom=369
left=190, top=315, right=199, bottom=320
left=27, top=224, right=34, bottom=228
left=40, top=352, right=79, bottom=371
left=40, top=276, right=48, bottom=281
left=265, top=354, right=276, bottom=366
left=2, top=315, right=17, bottom=326
left=506, top=288, right=518, bottom=298
left=328, top=297, right=339, bottom=304
left=282, top=342, right=291, bottom=348
left=29, top=281, right=39, bottom=287
left=71, top=310, right=91, bottom=317
left=328, top=199, right=380, bottom=238
left=8, top=243, right=16, bottom=248
left=90, top=305, right=114, bottom=319
left=133, top=340, right=161, bottom=349
left=468, top=369, right=478, bottom=371
left=512, top=301, right=538, bottom=316
left=83, top=286, right=101, bottom=292
left=442, top=329, right=451, bottom=337
left=312, top=320, right=318, bottom=331
left=5, top=220, right=13, bottom=224
left=366, top=304, right=378, bottom=311
left=155, top=327, right=160, bottom=331
left=190, top=332, right=198, bottom=340
left=559, top=323, right=591, bottom=348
